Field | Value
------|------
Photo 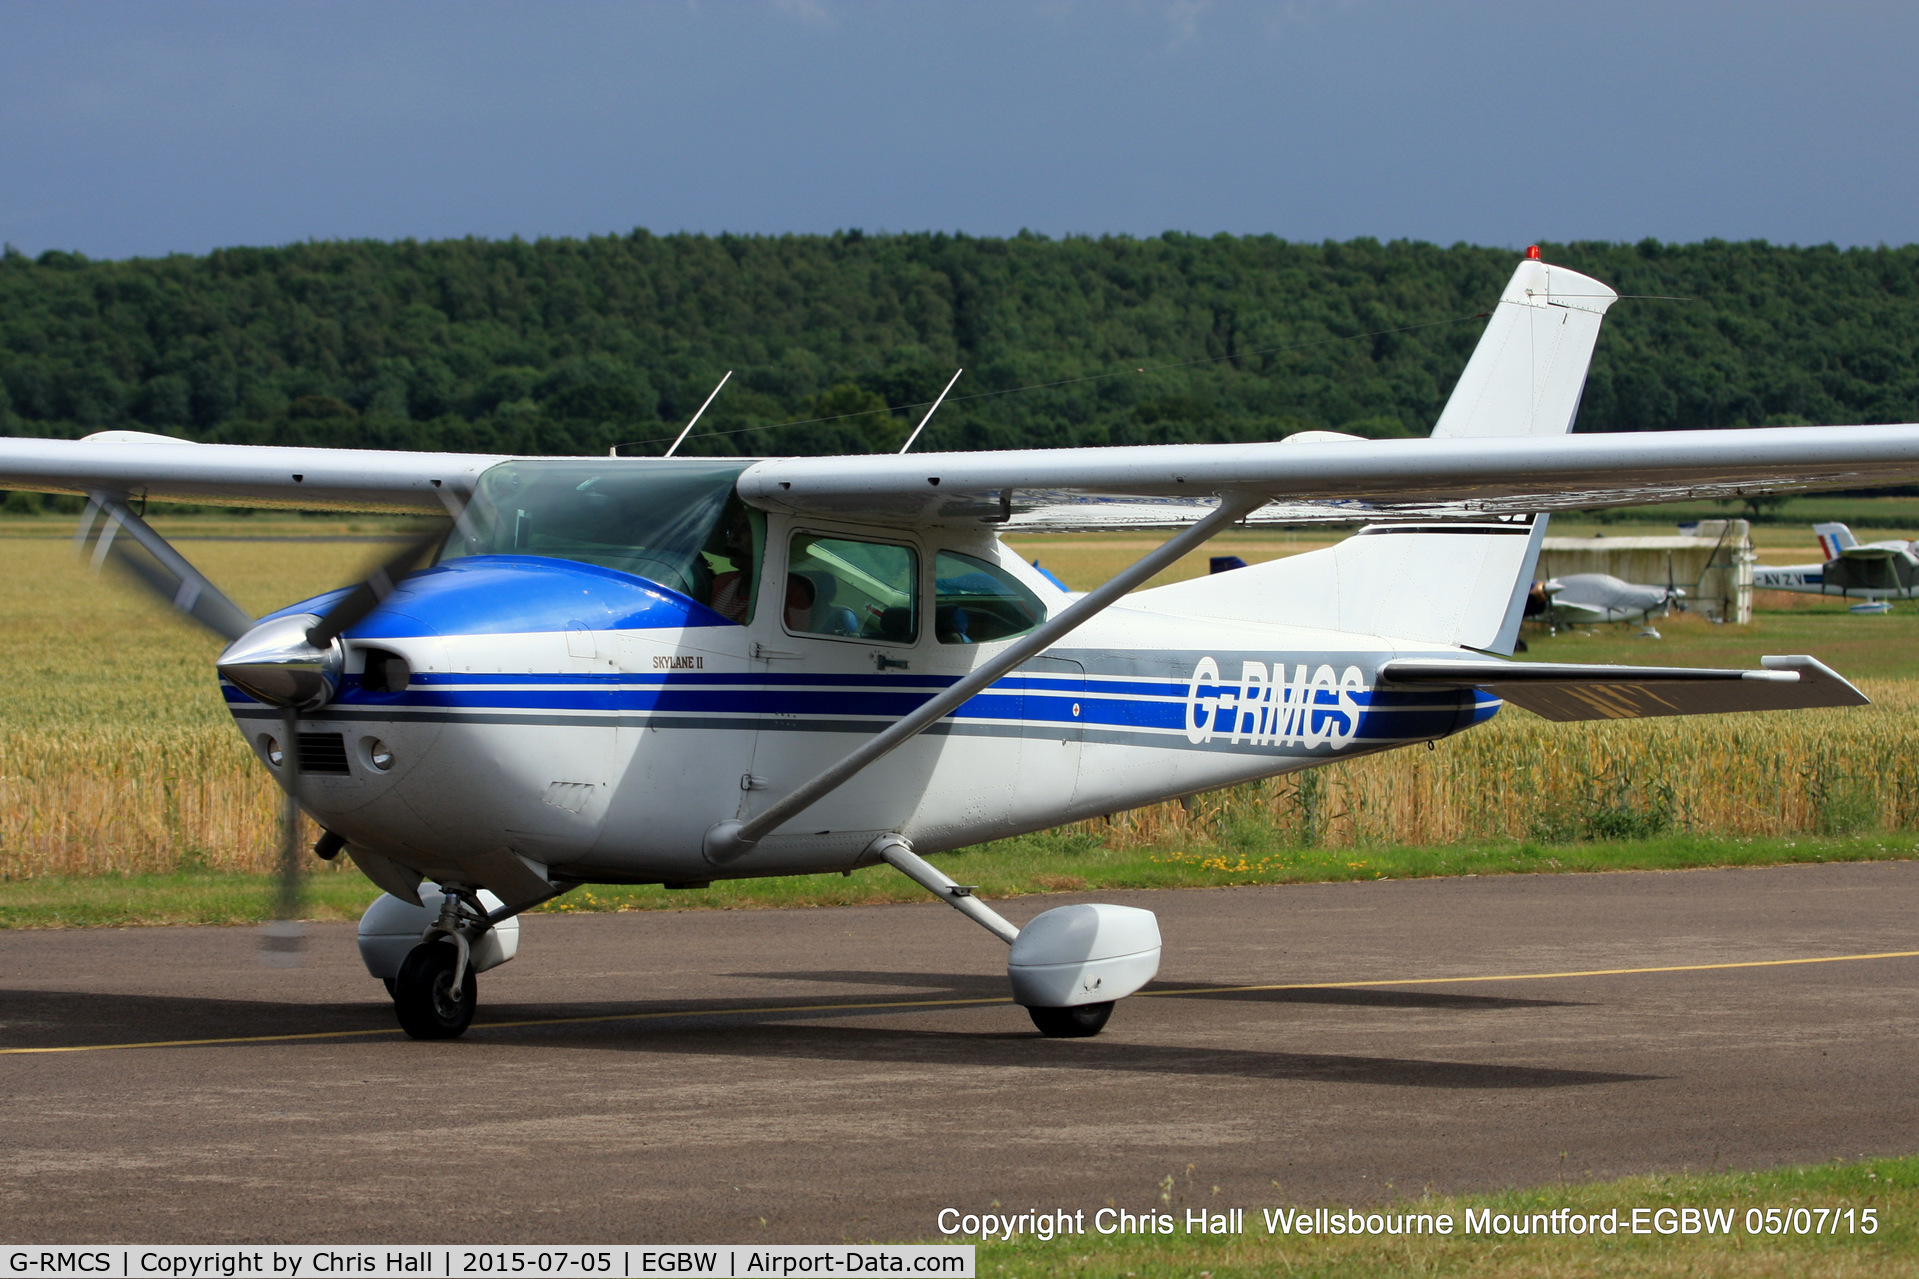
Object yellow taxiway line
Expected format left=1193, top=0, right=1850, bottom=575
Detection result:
left=5, top=948, right=1917, bottom=1056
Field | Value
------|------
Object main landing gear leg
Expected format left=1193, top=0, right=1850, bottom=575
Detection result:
left=392, top=885, right=484, bottom=1040
left=869, top=834, right=1161, bottom=1038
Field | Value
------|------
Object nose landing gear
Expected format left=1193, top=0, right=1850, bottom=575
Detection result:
left=393, top=939, right=478, bottom=1039
left=360, top=875, right=568, bottom=1040
left=387, top=884, right=491, bottom=1041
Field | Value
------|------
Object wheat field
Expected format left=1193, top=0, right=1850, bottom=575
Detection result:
left=1082, top=685, right=1919, bottom=853
left=2, top=521, right=1916, bottom=878
left=0, top=522, right=406, bottom=878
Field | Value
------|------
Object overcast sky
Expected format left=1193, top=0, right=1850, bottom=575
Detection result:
left=3, top=1, right=1914, bottom=260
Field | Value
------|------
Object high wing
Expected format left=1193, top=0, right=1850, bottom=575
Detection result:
left=0, top=430, right=505, bottom=513
left=734, top=425, right=1919, bottom=531
left=1381, top=654, right=1866, bottom=722
left=7, top=424, right=1919, bottom=530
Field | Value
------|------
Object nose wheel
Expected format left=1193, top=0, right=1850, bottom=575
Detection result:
left=392, top=940, right=477, bottom=1039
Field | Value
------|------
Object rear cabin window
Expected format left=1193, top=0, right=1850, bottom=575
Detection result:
left=934, top=550, right=1046, bottom=644
left=786, top=534, right=919, bottom=643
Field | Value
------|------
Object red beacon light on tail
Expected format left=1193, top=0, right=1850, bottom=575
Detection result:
left=1526, top=245, right=1541, bottom=260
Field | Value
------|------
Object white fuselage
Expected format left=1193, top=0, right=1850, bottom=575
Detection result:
left=1754, top=541, right=1919, bottom=600
left=224, top=517, right=1493, bottom=889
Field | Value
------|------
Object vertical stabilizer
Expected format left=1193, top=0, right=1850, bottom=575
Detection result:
left=1430, top=257, right=1619, bottom=439
left=1814, top=523, right=1858, bottom=560
left=1133, top=256, right=1614, bottom=653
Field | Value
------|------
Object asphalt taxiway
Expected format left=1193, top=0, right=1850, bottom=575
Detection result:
left=3, top=861, right=1918, bottom=1242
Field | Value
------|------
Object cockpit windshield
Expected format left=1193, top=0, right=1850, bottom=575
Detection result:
left=443, top=459, right=760, bottom=611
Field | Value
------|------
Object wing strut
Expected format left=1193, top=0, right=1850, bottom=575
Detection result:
left=702, top=491, right=1266, bottom=864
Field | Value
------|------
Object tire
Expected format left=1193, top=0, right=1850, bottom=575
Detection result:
left=392, top=941, right=476, bottom=1040
left=1027, top=1001, right=1114, bottom=1038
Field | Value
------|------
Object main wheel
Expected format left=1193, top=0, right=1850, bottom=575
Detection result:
left=392, top=941, right=477, bottom=1040
left=1027, top=1001, right=1113, bottom=1038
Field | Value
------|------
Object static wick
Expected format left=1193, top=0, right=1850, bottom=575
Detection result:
left=898, top=369, right=964, bottom=455
left=663, top=370, right=734, bottom=458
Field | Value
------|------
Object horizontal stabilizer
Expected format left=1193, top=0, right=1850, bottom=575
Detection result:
left=1379, top=654, right=1867, bottom=722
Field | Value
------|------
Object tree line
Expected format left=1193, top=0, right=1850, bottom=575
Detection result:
left=2, top=232, right=1915, bottom=465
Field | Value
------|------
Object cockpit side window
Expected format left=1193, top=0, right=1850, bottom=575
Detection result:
left=445, top=459, right=757, bottom=618
left=701, top=499, right=763, bottom=624
left=934, top=550, right=1046, bottom=644
left=785, top=533, right=919, bottom=643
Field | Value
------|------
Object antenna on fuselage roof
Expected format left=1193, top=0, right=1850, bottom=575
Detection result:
left=648, top=370, right=733, bottom=458
left=898, top=368, right=963, bottom=454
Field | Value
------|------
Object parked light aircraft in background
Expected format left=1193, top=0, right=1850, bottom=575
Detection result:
left=2, top=252, right=1916, bottom=1041
left=1753, top=523, right=1919, bottom=613
left=1538, top=572, right=1683, bottom=635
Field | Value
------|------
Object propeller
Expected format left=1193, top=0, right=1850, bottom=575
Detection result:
left=76, top=494, right=449, bottom=962
left=73, top=496, right=253, bottom=643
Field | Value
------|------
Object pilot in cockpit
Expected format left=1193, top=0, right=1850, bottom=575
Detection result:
left=706, top=506, right=756, bottom=623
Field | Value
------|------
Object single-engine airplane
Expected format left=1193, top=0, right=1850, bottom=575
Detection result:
left=1537, top=572, right=1684, bottom=633
left=4, top=252, right=1917, bottom=1041
left=1753, top=522, right=1919, bottom=612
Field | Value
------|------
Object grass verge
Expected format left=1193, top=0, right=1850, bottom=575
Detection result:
left=2, top=831, right=1915, bottom=928
left=0, top=867, right=389, bottom=928
left=969, top=1154, right=1919, bottom=1276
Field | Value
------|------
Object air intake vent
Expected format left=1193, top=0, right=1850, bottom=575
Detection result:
left=294, top=733, right=352, bottom=775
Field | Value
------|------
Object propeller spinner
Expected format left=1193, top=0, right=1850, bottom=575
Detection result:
left=216, top=613, right=344, bottom=711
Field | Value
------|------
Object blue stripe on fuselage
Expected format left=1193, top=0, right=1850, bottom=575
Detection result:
left=223, top=667, right=1494, bottom=747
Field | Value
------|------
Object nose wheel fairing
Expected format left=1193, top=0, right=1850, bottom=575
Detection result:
left=358, top=886, right=519, bottom=982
